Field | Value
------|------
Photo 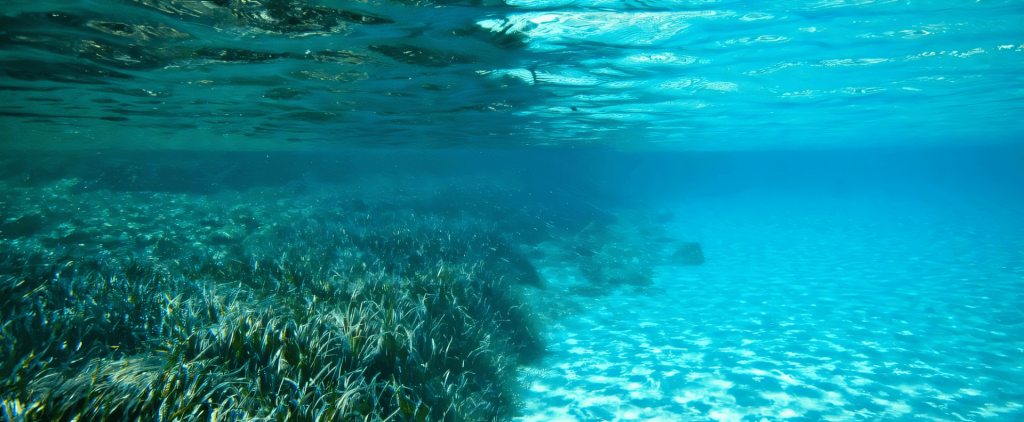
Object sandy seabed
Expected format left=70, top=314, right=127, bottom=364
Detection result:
left=519, top=190, right=1024, bottom=422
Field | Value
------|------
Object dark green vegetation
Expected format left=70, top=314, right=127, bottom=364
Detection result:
left=0, top=222, right=544, bottom=421
left=0, top=151, right=708, bottom=420
left=0, top=172, right=556, bottom=421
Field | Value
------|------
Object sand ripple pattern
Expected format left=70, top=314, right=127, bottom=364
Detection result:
left=520, top=192, right=1024, bottom=421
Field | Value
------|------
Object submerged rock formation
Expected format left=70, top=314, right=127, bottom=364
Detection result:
left=673, top=242, right=706, bottom=266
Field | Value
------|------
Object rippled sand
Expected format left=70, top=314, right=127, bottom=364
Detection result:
left=520, top=190, right=1024, bottom=421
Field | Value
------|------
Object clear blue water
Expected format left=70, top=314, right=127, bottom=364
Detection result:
left=1, top=0, right=1023, bottom=421
left=524, top=152, right=1024, bottom=421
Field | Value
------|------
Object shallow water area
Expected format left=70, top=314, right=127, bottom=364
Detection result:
left=2, top=0, right=1024, bottom=419
left=523, top=184, right=1024, bottom=421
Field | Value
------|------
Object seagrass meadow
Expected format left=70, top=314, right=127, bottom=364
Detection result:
left=0, top=153, right=563, bottom=422
left=0, top=150, right=691, bottom=422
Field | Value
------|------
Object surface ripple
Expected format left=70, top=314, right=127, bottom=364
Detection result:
left=1, top=0, right=1022, bottom=149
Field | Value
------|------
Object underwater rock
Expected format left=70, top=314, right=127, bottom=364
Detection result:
left=673, top=242, right=705, bottom=266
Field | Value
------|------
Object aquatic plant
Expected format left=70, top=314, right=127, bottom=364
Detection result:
left=0, top=205, right=546, bottom=421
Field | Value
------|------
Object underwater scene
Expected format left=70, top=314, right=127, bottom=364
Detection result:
left=1, top=0, right=1024, bottom=421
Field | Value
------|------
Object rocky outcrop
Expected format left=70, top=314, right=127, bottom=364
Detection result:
left=673, top=242, right=705, bottom=266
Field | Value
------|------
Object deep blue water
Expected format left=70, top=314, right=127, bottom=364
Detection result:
left=2, top=0, right=1024, bottom=421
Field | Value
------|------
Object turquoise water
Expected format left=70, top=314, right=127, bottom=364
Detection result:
left=2, top=0, right=1024, bottom=421
left=527, top=181, right=1024, bottom=421
left=2, top=0, right=1022, bottom=148
left=515, top=150, right=1024, bottom=421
